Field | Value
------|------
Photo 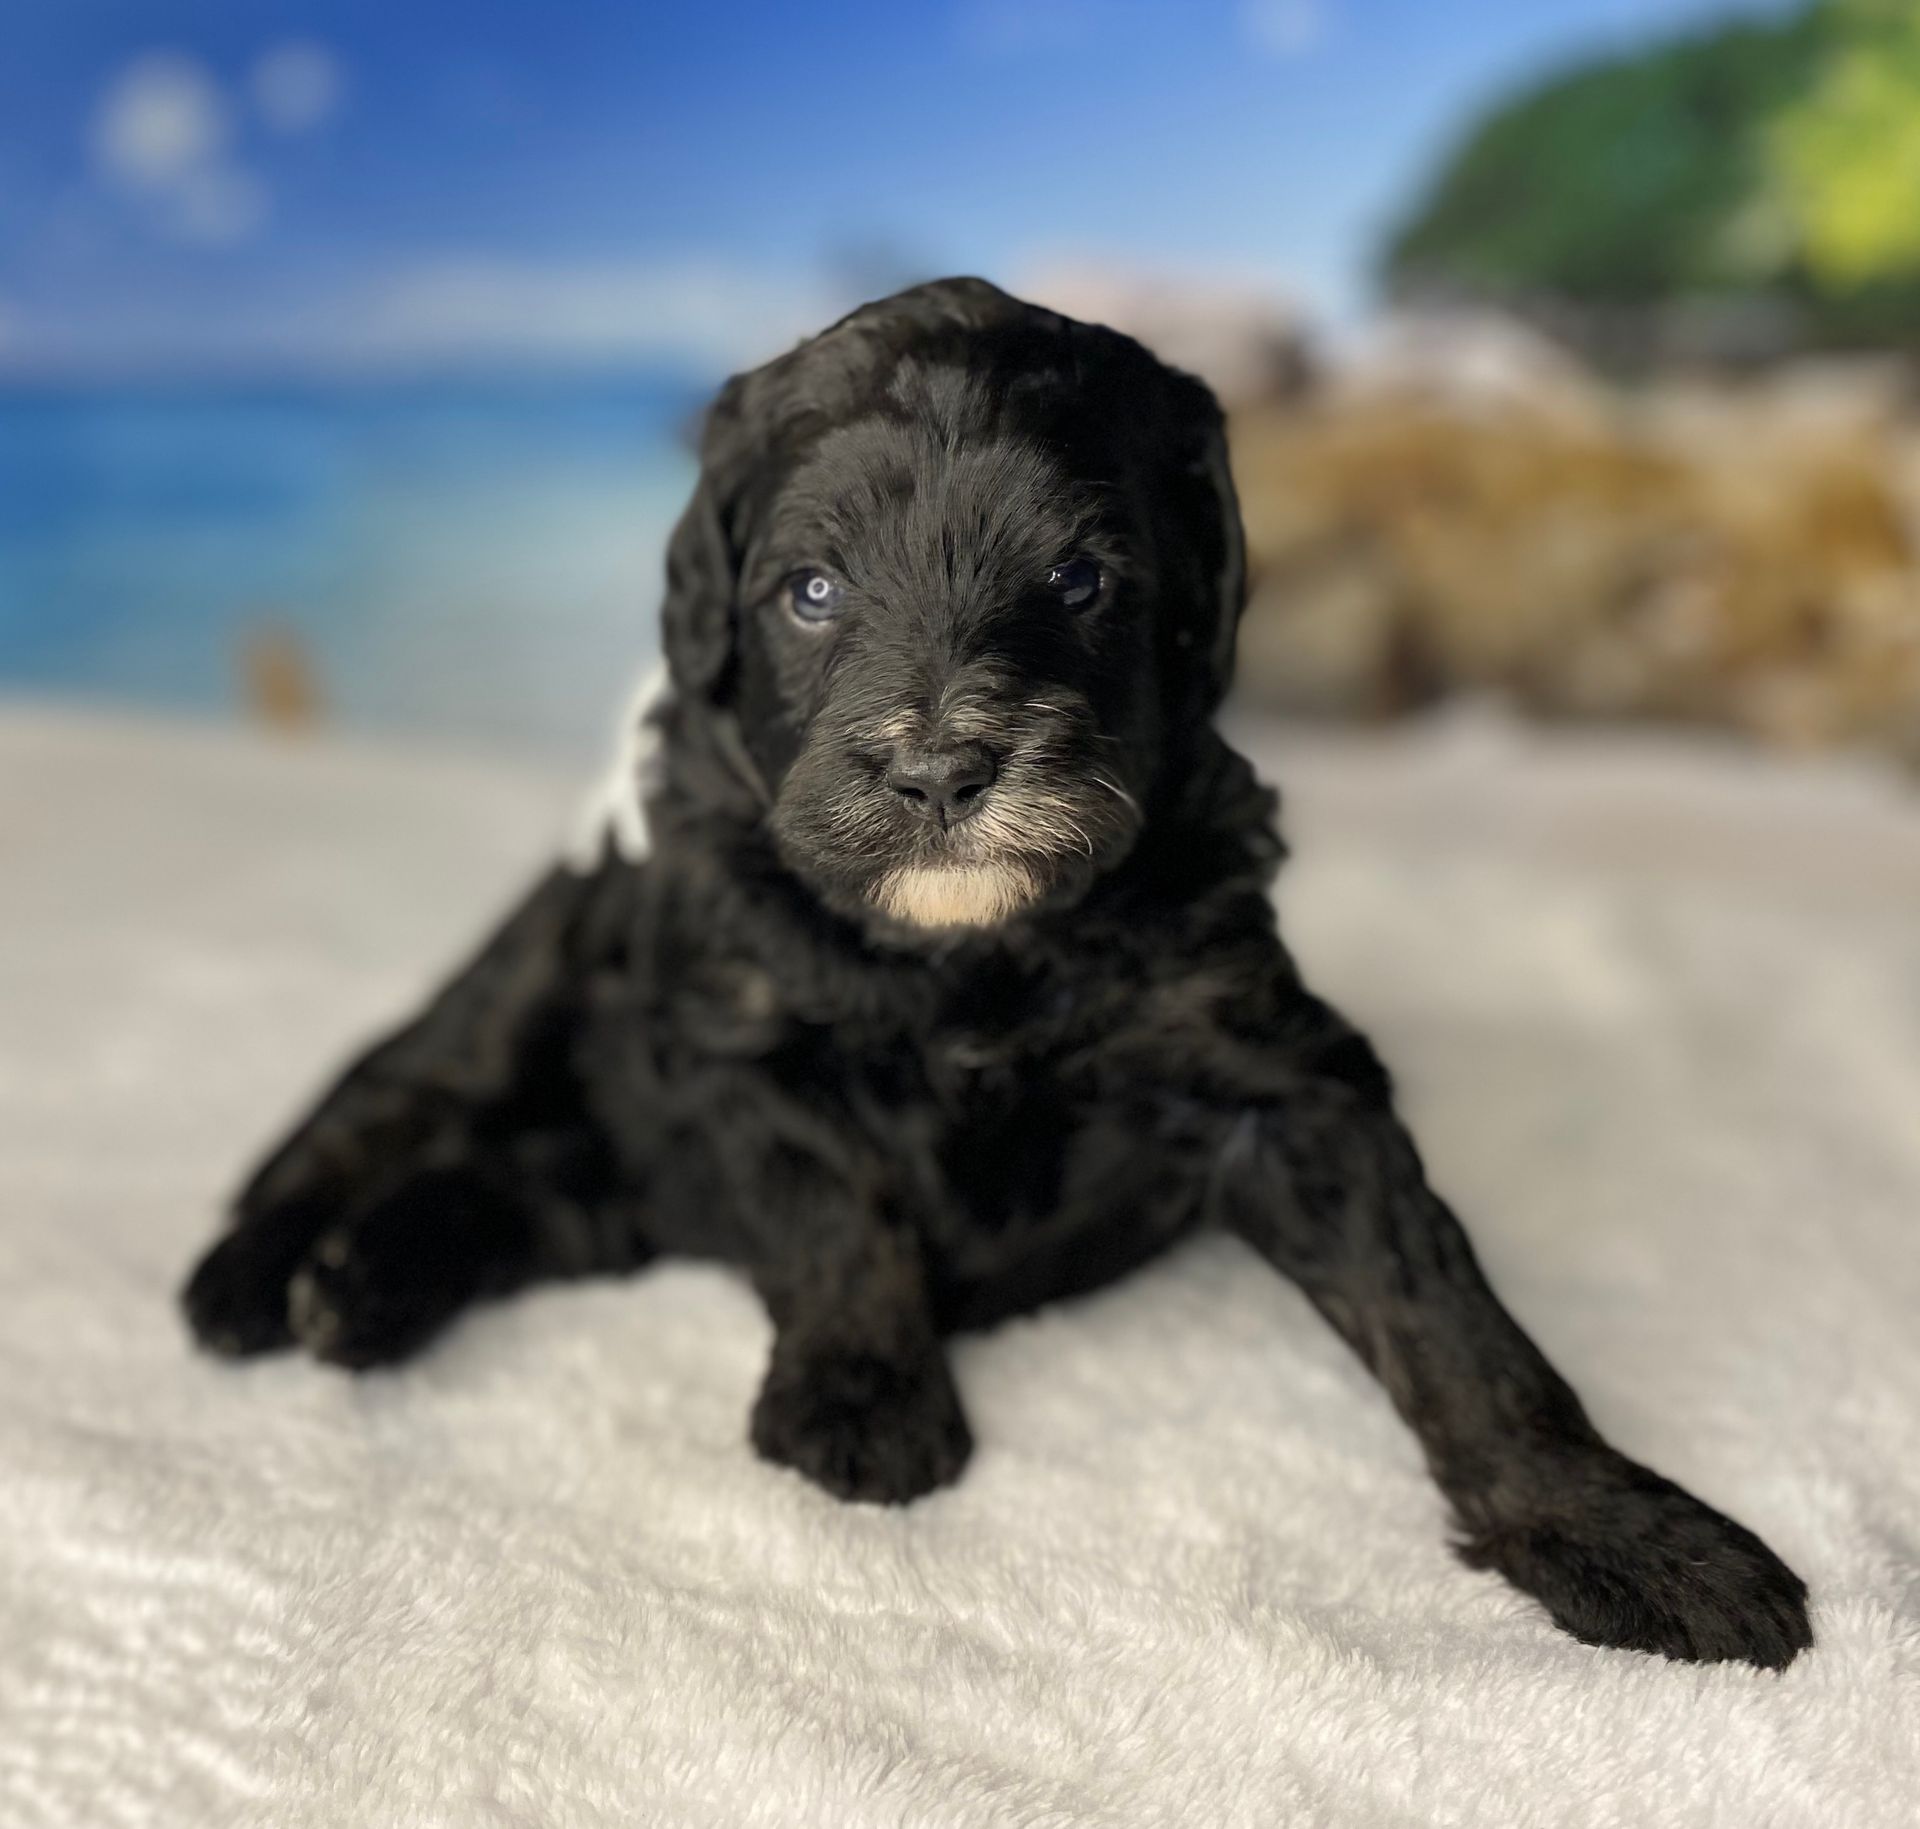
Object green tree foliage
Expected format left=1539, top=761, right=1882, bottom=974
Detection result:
left=1385, top=0, right=1920, bottom=348
left=1773, top=0, right=1920, bottom=287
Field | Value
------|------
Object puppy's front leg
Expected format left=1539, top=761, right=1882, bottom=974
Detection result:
left=1213, top=1013, right=1811, bottom=1667
left=750, top=1210, right=971, bottom=1506
left=184, top=862, right=609, bottom=1356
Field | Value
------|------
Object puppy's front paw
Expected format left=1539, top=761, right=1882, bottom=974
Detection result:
left=286, top=1183, right=488, bottom=1370
left=182, top=1222, right=305, bottom=1357
left=751, top=1344, right=973, bottom=1505
left=1461, top=1453, right=1811, bottom=1669
left=285, top=1227, right=448, bottom=1371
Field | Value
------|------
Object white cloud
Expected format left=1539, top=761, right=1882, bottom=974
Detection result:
left=90, top=50, right=272, bottom=245
left=0, top=255, right=857, bottom=380
left=251, top=42, right=343, bottom=134
left=1242, top=0, right=1324, bottom=58
left=353, top=257, right=847, bottom=373
left=92, top=52, right=229, bottom=188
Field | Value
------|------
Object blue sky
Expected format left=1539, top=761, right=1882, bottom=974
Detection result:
left=0, top=0, right=1795, bottom=381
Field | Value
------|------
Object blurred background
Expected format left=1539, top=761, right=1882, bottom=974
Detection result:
left=4, top=0, right=1920, bottom=768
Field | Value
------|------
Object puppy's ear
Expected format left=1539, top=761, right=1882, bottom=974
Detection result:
left=1163, top=373, right=1248, bottom=713
left=1073, top=319, right=1247, bottom=716
left=1191, top=394, right=1247, bottom=707
left=661, top=378, right=750, bottom=700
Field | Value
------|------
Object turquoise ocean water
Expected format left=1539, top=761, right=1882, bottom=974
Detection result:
left=0, top=374, right=703, bottom=757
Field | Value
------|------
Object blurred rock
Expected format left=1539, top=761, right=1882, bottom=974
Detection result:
left=1229, top=333, right=1920, bottom=768
left=1018, top=263, right=1312, bottom=406
left=1335, top=308, right=1606, bottom=424
left=241, top=623, right=324, bottom=733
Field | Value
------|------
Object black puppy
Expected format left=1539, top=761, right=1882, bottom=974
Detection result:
left=183, top=279, right=1810, bottom=1668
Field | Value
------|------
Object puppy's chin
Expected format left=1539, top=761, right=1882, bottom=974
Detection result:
left=873, top=860, right=1039, bottom=930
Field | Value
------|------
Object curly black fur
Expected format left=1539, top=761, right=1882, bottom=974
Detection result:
left=182, top=278, right=1810, bottom=1669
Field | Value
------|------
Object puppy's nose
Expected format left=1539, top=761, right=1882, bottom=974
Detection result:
left=886, top=744, right=997, bottom=824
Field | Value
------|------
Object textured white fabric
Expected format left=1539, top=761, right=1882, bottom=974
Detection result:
left=2, top=701, right=1917, bottom=1828
left=565, top=660, right=666, bottom=872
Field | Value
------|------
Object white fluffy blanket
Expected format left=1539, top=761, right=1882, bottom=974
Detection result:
left=2, top=702, right=1917, bottom=1828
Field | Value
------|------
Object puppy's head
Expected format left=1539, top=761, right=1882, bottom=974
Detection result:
left=663, top=277, right=1245, bottom=938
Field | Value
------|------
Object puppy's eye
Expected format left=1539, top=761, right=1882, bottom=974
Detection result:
left=785, top=568, right=846, bottom=625
left=1045, top=558, right=1103, bottom=611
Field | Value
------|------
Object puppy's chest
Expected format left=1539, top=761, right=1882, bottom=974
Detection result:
left=868, top=963, right=1151, bottom=1205
left=658, top=925, right=1170, bottom=1173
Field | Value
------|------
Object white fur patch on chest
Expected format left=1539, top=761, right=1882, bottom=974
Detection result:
left=565, top=660, right=670, bottom=872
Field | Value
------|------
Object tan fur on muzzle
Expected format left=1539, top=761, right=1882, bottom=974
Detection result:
left=875, top=862, right=1038, bottom=928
